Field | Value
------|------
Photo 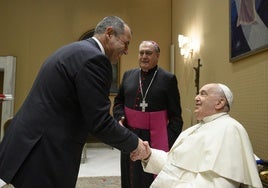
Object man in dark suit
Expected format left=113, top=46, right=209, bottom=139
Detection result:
left=0, top=16, right=147, bottom=188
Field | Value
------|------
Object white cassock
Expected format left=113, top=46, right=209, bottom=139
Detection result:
left=142, top=112, right=263, bottom=188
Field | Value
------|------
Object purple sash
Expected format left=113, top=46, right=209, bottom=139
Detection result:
left=124, top=107, right=169, bottom=152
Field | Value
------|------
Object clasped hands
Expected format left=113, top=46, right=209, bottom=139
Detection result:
left=130, top=138, right=151, bottom=161
left=118, top=118, right=151, bottom=161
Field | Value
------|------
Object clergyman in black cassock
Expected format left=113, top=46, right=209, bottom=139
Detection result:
left=113, top=41, right=183, bottom=188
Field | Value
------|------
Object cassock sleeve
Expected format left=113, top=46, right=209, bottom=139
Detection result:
left=113, top=73, right=126, bottom=121
left=142, top=148, right=168, bottom=174
left=166, top=75, right=183, bottom=147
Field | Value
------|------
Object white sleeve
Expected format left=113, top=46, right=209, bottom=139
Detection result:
left=0, top=178, right=7, bottom=187
left=142, top=148, right=168, bottom=174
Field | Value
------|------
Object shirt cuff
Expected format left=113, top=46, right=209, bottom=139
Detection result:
left=0, top=178, right=7, bottom=187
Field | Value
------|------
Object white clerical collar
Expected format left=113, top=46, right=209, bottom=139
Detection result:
left=92, top=37, right=105, bottom=55
left=201, top=112, right=228, bottom=124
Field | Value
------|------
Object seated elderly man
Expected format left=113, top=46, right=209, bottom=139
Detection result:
left=132, top=83, right=263, bottom=188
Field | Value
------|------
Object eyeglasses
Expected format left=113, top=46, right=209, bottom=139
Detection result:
left=116, top=36, right=129, bottom=49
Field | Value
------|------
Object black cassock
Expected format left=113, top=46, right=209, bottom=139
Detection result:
left=113, top=65, right=183, bottom=188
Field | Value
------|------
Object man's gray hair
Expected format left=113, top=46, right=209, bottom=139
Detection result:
left=94, top=16, right=126, bottom=36
left=140, top=41, right=160, bottom=53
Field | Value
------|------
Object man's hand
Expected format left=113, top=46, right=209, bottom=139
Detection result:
left=130, top=139, right=151, bottom=161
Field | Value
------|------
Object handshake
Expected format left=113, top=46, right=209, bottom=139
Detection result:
left=119, top=118, right=152, bottom=161
left=130, top=138, right=151, bottom=161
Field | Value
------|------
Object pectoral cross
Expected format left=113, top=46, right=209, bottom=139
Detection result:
left=140, top=100, right=148, bottom=112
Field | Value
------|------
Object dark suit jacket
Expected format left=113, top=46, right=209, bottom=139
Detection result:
left=0, top=38, right=138, bottom=188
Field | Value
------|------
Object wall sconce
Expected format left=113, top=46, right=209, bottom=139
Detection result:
left=178, top=34, right=194, bottom=58
left=178, top=34, right=201, bottom=94
left=178, top=34, right=200, bottom=59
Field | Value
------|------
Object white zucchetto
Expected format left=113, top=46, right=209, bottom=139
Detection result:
left=218, top=83, right=233, bottom=108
